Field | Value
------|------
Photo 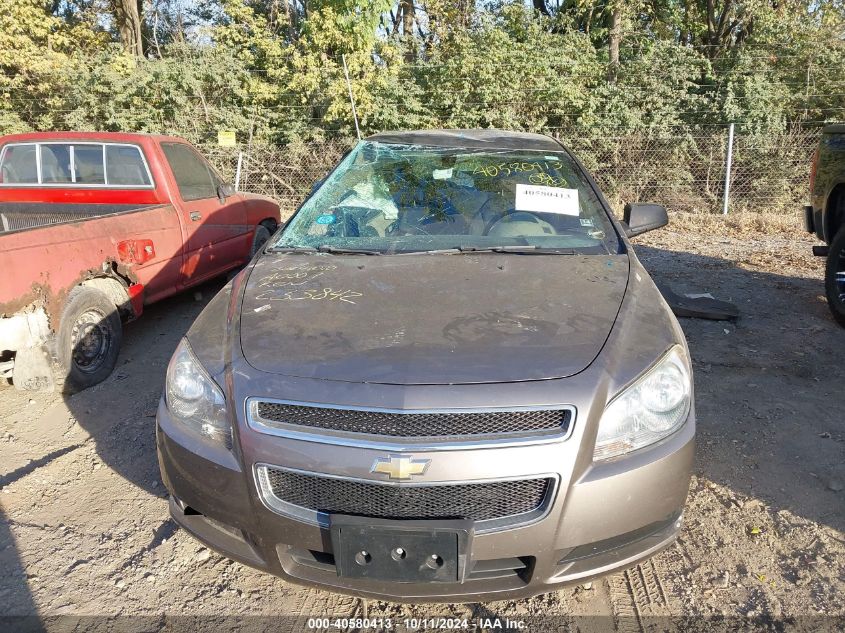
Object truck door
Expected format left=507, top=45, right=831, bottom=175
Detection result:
left=160, top=143, right=249, bottom=283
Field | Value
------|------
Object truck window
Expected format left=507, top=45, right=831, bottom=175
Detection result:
left=73, top=145, right=105, bottom=184
left=162, top=143, right=217, bottom=201
left=0, top=142, right=152, bottom=187
left=40, top=144, right=73, bottom=183
left=0, top=144, right=38, bottom=183
left=106, top=145, right=150, bottom=186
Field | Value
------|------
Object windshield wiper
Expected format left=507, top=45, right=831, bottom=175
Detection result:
left=393, top=246, right=578, bottom=255
left=317, top=245, right=383, bottom=255
left=393, top=248, right=463, bottom=255
left=270, top=245, right=574, bottom=256
left=266, top=245, right=317, bottom=253
left=458, top=246, right=576, bottom=255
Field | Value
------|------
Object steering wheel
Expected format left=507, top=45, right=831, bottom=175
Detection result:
left=486, top=211, right=545, bottom=235
left=487, top=210, right=590, bottom=238
left=489, top=211, right=542, bottom=226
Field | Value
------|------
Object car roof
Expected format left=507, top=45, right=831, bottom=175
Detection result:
left=823, top=123, right=845, bottom=134
left=0, top=131, right=189, bottom=145
left=365, top=129, right=565, bottom=152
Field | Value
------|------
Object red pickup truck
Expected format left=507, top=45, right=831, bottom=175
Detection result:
left=0, top=132, right=280, bottom=392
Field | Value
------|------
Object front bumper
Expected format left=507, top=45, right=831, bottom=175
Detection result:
left=156, top=398, right=694, bottom=603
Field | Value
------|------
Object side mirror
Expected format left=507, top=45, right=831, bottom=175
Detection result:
left=622, top=203, right=668, bottom=237
left=217, top=182, right=235, bottom=200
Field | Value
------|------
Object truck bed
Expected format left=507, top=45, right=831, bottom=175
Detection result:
left=0, top=202, right=184, bottom=319
left=0, top=202, right=159, bottom=234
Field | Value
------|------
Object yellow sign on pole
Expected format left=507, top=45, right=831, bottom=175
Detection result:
left=217, top=130, right=236, bottom=147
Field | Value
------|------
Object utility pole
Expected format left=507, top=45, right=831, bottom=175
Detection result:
left=722, top=123, right=735, bottom=216
left=342, top=55, right=361, bottom=140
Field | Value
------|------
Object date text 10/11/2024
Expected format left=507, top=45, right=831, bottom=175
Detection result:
left=306, top=617, right=528, bottom=630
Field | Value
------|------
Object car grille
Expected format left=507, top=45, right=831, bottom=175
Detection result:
left=253, top=401, right=572, bottom=439
left=258, top=467, right=553, bottom=523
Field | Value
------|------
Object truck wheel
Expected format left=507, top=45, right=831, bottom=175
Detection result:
left=57, top=286, right=123, bottom=392
left=260, top=218, right=279, bottom=233
left=250, top=225, right=272, bottom=258
left=825, top=226, right=845, bottom=327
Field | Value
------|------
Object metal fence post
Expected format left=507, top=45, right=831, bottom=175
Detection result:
left=342, top=54, right=361, bottom=140
left=722, top=123, right=735, bottom=215
left=234, top=151, right=243, bottom=191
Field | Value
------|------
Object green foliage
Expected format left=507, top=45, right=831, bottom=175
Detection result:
left=412, top=6, right=602, bottom=131
left=1, top=40, right=257, bottom=143
left=2, top=0, right=844, bottom=145
left=0, top=0, right=110, bottom=133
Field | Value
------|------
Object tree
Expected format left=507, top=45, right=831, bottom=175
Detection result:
left=608, top=2, right=622, bottom=81
left=0, top=0, right=108, bottom=133
left=111, top=0, right=145, bottom=57
left=3, top=0, right=845, bottom=142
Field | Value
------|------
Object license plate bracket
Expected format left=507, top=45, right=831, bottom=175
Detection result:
left=330, top=516, right=473, bottom=583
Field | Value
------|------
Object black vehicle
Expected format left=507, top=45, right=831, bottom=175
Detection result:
left=806, top=123, right=845, bottom=326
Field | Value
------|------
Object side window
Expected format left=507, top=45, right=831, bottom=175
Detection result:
left=106, top=145, right=150, bottom=186
left=162, top=143, right=217, bottom=201
left=73, top=145, right=105, bottom=184
left=40, top=144, right=73, bottom=183
left=0, top=144, right=38, bottom=183
left=0, top=142, right=152, bottom=186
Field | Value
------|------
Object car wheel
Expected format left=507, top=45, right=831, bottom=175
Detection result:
left=250, top=225, right=272, bottom=258
left=57, top=286, right=123, bottom=392
left=824, top=226, right=845, bottom=327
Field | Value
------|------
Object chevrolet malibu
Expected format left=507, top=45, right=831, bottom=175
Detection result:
left=156, top=129, right=695, bottom=602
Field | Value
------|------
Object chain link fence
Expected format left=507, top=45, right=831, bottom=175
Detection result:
left=202, top=126, right=820, bottom=219
left=202, top=139, right=355, bottom=218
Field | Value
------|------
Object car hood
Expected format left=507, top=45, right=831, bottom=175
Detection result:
left=239, top=252, right=629, bottom=384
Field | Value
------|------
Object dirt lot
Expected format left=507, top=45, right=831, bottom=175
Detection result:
left=1, top=213, right=843, bottom=632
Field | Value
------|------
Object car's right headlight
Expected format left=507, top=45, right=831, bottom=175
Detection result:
left=594, top=345, right=692, bottom=461
left=165, top=338, right=230, bottom=447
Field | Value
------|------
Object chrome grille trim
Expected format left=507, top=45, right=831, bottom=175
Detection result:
left=255, top=465, right=559, bottom=534
left=246, top=398, right=576, bottom=450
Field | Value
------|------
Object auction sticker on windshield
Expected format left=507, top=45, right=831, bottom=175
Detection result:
left=515, top=184, right=579, bottom=216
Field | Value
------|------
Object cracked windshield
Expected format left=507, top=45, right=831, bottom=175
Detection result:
left=271, top=141, right=620, bottom=254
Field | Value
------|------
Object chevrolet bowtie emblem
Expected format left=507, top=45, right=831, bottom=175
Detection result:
left=371, top=455, right=430, bottom=480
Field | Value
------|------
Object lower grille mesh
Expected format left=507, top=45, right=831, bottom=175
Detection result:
left=254, top=402, right=571, bottom=439
left=261, top=468, right=552, bottom=523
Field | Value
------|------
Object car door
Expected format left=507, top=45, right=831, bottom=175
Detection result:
left=160, top=142, right=248, bottom=283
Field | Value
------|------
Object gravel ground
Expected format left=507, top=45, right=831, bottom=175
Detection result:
left=1, top=215, right=843, bottom=632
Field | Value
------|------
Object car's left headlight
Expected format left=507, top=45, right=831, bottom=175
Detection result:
left=594, top=345, right=692, bottom=461
left=165, top=338, right=231, bottom=446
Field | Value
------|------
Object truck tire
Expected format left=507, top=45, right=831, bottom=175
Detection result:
left=57, top=286, right=123, bottom=392
left=260, top=218, right=279, bottom=233
left=825, top=226, right=845, bottom=327
left=250, top=225, right=272, bottom=258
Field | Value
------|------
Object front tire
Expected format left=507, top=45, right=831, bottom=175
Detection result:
left=57, top=286, right=123, bottom=392
left=824, top=226, right=845, bottom=327
left=250, top=225, right=272, bottom=258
